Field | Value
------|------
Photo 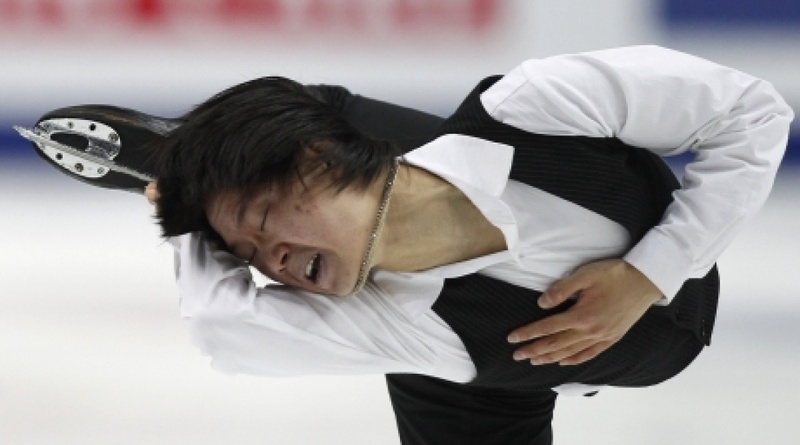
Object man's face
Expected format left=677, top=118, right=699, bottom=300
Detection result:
left=206, top=178, right=379, bottom=297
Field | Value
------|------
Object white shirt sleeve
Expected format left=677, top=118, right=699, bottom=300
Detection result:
left=170, top=233, right=441, bottom=377
left=480, top=45, right=794, bottom=300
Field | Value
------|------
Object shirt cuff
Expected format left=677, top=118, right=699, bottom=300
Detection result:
left=623, top=229, right=694, bottom=303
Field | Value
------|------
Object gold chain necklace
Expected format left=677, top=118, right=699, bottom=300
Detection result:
left=349, top=160, right=399, bottom=295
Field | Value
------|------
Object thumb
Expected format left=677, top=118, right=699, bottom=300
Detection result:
left=145, top=182, right=160, bottom=206
left=539, top=274, right=584, bottom=309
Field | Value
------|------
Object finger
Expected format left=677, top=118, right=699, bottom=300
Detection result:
left=512, top=331, right=590, bottom=362
left=145, top=183, right=160, bottom=205
left=528, top=339, right=600, bottom=365
left=539, top=274, right=587, bottom=309
left=507, top=313, right=572, bottom=343
left=557, top=341, right=614, bottom=366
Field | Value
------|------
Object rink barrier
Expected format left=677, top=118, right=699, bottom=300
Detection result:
left=2, top=124, right=798, bottom=166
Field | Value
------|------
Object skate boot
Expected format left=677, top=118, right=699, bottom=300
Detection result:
left=15, top=105, right=182, bottom=193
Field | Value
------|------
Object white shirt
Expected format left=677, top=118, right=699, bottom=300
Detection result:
left=172, top=46, right=792, bottom=388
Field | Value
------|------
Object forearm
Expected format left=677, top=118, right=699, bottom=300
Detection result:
left=621, top=72, right=792, bottom=298
left=171, top=233, right=430, bottom=377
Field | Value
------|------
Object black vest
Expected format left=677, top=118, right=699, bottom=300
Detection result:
left=431, top=76, right=719, bottom=390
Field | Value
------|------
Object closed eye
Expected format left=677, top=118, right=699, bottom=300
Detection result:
left=259, top=202, right=269, bottom=231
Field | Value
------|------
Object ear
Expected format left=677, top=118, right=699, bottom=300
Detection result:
left=300, top=139, right=331, bottom=165
left=297, top=139, right=336, bottom=190
left=306, top=139, right=330, bottom=157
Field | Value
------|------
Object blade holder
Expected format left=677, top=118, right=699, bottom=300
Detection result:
left=29, top=118, right=121, bottom=179
left=14, top=119, right=155, bottom=183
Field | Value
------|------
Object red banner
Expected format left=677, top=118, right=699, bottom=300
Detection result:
left=0, top=0, right=502, bottom=37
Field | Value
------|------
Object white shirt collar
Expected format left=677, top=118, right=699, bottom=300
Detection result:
left=402, top=134, right=514, bottom=199
left=379, top=134, right=520, bottom=321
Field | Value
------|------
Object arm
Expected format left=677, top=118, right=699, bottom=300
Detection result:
left=171, top=233, right=435, bottom=376
left=490, top=45, right=793, bottom=364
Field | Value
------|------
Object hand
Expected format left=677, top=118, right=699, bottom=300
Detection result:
left=507, top=259, right=663, bottom=366
left=145, top=182, right=160, bottom=207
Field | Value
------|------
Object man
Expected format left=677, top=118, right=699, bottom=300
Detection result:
left=25, top=46, right=793, bottom=444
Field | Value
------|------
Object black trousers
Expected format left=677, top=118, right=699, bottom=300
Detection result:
left=387, top=374, right=557, bottom=445
left=384, top=313, right=705, bottom=445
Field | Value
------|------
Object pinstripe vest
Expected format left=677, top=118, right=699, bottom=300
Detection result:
left=431, top=76, right=719, bottom=390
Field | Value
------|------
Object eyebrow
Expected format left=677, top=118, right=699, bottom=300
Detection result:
left=235, top=192, right=254, bottom=230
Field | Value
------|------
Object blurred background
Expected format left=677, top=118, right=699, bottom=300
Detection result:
left=1, top=1, right=798, bottom=444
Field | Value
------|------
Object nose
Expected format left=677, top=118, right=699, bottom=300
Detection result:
left=264, top=242, right=290, bottom=274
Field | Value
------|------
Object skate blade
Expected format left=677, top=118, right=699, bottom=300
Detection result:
left=14, top=122, right=155, bottom=183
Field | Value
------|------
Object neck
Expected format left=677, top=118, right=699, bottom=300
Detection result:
left=350, top=160, right=399, bottom=294
left=373, top=164, right=506, bottom=272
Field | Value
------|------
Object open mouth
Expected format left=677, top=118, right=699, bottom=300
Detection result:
left=304, top=253, right=321, bottom=283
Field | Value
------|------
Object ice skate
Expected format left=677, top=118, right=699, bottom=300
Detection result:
left=15, top=105, right=182, bottom=193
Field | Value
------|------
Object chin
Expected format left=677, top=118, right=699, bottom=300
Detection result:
left=329, top=285, right=352, bottom=298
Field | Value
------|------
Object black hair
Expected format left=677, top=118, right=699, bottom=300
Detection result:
left=151, top=76, right=400, bottom=244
